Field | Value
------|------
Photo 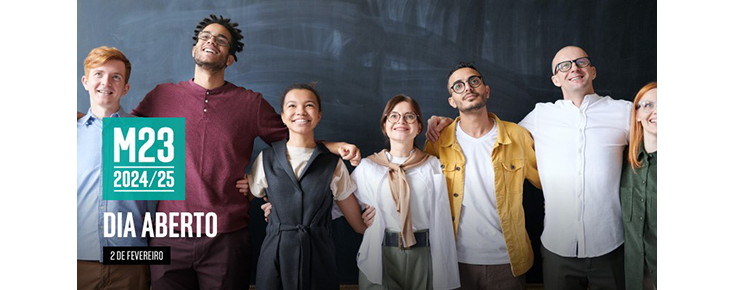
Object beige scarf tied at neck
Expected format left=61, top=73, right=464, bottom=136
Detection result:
left=367, top=148, right=430, bottom=248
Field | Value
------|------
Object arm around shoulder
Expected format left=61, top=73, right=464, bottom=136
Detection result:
left=518, top=106, right=538, bottom=136
left=247, top=152, right=269, bottom=198
left=256, top=94, right=288, bottom=145
left=423, top=139, right=439, bottom=158
left=520, top=127, right=541, bottom=190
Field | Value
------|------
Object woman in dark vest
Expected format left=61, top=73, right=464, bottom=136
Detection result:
left=620, top=82, right=657, bottom=290
left=247, top=83, right=367, bottom=290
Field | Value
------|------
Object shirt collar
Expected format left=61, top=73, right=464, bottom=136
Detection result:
left=636, top=142, right=657, bottom=161
left=491, top=113, right=511, bottom=146
left=80, top=108, right=95, bottom=126
left=439, top=112, right=510, bottom=147
left=82, top=106, right=130, bottom=126
left=559, top=93, right=602, bottom=111
left=187, top=78, right=232, bottom=94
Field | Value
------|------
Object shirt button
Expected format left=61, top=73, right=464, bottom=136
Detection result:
left=455, top=166, right=460, bottom=171
left=639, top=217, right=643, bottom=220
left=511, top=165, right=515, bottom=170
left=206, top=91, right=210, bottom=95
left=453, top=193, right=459, bottom=197
left=205, top=99, right=209, bottom=103
left=440, top=164, right=445, bottom=169
left=204, top=108, right=207, bottom=112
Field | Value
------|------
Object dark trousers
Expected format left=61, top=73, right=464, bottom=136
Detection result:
left=457, top=263, right=526, bottom=290
left=541, top=244, right=625, bottom=290
left=150, top=227, right=252, bottom=290
left=77, top=261, right=150, bottom=290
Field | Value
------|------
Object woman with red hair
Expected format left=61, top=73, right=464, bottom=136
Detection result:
left=620, top=82, right=657, bottom=290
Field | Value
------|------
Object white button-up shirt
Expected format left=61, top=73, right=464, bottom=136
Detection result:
left=519, top=94, right=631, bottom=258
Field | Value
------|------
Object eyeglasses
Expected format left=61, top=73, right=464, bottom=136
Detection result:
left=450, top=75, right=484, bottom=94
left=386, top=112, right=418, bottom=124
left=636, top=100, right=657, bottom=114
left=198, top=31, right=230, bottom=47
left=553, top=57, right=592, bottom=75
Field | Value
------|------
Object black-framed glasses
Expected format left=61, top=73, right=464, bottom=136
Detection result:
left=553, top=57, right=592, bottom=75
left=450, top=75, right=483, bottom=94
left=636, top=100, right=657, bottom=114
left=386, top=112, right=418, bottom=124
left=198, top=31, right=230, bottom=47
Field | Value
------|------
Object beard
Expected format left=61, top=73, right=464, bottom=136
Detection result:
left=194, top=51, right=228, bottom=72
left=457, top=94, right=487, bottom=113
left=459, top=102, right=486, bottom=113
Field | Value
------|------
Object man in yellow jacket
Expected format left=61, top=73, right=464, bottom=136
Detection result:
left=422, top=62, right=541, bottom=289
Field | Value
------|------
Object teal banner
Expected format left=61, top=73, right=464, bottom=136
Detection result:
left=102, top=118, right=185, bottom=200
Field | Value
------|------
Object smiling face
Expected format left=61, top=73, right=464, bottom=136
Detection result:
left=550, top=46, right=596, bottom=96
left=636, top=88, right=657, bottom=137
left=281, top=89, right=321, bottom=135
left=383, top=101, right=422, bottom=143
left=192, top=23, right=234, bottom=72
left=447, top=67, right=490, bottom=113
left=82, top=59, right=129, bottom=116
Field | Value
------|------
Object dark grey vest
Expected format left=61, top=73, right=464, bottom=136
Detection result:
left=255, top=140, right=340, bottom=290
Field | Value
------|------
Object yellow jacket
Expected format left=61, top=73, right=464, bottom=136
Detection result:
left=424, top=113, right=541, bottom=276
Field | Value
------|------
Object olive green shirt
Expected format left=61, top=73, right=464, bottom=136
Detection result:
left=620, top=143, right=657, bottom=290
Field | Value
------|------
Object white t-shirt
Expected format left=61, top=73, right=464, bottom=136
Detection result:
left=454, top=121, right=509, bottom=265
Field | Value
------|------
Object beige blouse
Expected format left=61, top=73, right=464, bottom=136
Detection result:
left=248, top=145, right=355, bottom=201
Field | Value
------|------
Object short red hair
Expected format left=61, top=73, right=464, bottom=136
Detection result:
left=83, top=46, right=131, bottom=84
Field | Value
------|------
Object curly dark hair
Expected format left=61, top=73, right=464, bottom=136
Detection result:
left=192, top=14, right=244, bottom=62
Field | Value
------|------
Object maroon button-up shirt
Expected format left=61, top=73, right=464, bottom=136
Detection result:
left=132, top=79, right=288, bottom=233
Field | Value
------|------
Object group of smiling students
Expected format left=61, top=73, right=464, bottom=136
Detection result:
left=77, top=12, right=656, bottom=290
left=241, top=66, right=657, bottom=290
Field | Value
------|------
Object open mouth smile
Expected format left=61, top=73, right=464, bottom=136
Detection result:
left=96, top=89, right=114, bottom=96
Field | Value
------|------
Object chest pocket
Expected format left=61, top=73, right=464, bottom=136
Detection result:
left=501, top=159, right=525, bottom=194
left=440, top=162, right=461, bottom=194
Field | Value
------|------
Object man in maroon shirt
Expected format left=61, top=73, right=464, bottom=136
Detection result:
left=130, top=14, right=360, bottom=289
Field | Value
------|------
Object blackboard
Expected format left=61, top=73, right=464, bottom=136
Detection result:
left=77, top=0, right=657, bottom=284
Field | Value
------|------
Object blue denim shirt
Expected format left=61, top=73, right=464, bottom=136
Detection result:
left=77, top=107, right=156, bottom=261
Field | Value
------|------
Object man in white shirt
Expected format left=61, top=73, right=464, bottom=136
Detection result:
left=518, top=46, right=631, bottom=290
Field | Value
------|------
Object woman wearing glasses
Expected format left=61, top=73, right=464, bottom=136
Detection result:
left=620, top=82, right=657, bottom=290
left=353, top=95, right=460, bottom=289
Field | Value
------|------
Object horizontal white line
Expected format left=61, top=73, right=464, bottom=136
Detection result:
left=113, top=190, right=175, bottom=192
left=113, top=166, right=175, bottom=169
